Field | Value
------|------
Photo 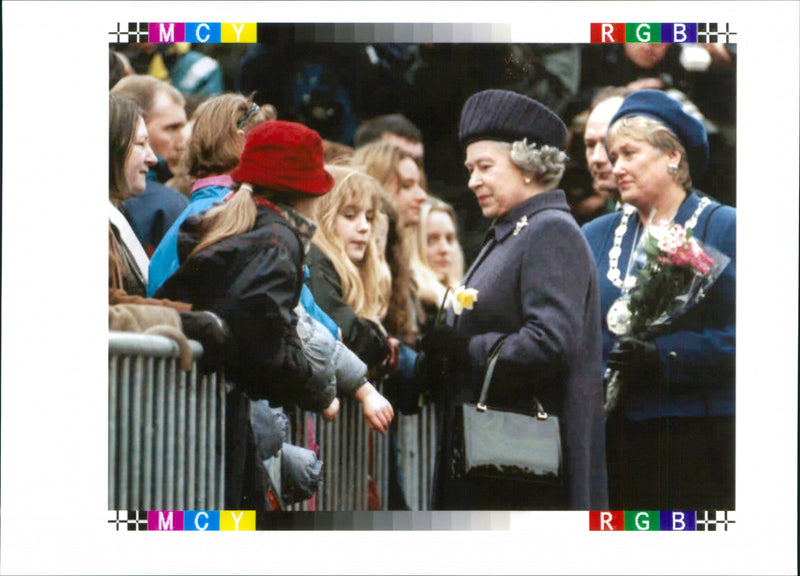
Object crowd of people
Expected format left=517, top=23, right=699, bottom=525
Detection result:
left=109, top=41, right=736, bottom=512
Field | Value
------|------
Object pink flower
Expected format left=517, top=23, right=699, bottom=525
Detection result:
left=656, top=222, right=688, bottom=256
left=659, top=236, right=714, bottom=274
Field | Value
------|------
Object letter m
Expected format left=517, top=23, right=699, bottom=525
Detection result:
left=158, top=511, right=174, bottom=530
left=159, top=23, right=175, bottom=42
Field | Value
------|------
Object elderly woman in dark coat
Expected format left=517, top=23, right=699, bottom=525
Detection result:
left=422, top=89, right=608, bottom=510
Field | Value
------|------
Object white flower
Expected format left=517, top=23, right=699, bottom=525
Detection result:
left=513, top=215, right=529, bottom=236
left=452, top=286, right=479, bottom=315
left=648, top=221, right=671, bottom=242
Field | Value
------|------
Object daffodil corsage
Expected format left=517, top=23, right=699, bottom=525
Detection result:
left=452, top=285, right=479, bottom=315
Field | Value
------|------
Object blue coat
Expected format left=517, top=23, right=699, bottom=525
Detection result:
left=581, top=191, right=736, bottom=420
left=148, top=184, right=230, bottom=296
left=436, top=190, right=607, bottom=510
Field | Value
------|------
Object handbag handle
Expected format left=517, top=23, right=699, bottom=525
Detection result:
left=475, top=336, right=549, bottom=420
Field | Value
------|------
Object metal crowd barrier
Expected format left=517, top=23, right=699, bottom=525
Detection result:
left=286, top=401, right=437, bottom=511
left=287, top=398, right=388, bottom=511
left=109, top=331, right=437, bottom=512
left=398, top=405, right=437, bottom=511
left=108, top=331, right=225, bottom=511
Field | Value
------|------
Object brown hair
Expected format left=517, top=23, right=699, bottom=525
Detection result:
left=183, top=94, right=269, bottom=179
left=109, top=95, right=143, bottom=204
left=110, top=75, right=185, bottom=120
left=351, top=140, right=411, bottom=192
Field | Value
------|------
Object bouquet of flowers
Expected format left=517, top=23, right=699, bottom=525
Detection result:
left=604, top=219, right=730, bottom=416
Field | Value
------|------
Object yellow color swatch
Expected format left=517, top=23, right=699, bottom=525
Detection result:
left=220, top=510, right=256, bottom=531
left=221, top=23, right=257, bottom=43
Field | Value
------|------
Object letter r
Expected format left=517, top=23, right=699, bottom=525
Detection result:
left=601, top=512, right=614, bottom=530
left=602, top=24, right=614, bottom=42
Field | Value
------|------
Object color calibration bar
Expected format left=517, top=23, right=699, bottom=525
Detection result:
left=108, top=22, right=736, bottom=45
left=109, top=510, right=735, bottom=531
left=590, top=510, right=735, bottom=531
left=109, top=510, right=511, bottom=531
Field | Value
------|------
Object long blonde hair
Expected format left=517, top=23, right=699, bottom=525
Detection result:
left=188, top=184, right=258, bottom=258
left=312, top=165, right=391, bottom=324
left=410, top=198, right=465, bottom=309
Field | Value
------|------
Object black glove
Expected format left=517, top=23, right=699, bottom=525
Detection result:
left=180, top=310, right=233, bottom=375
left=418, top=324, right=471, bottom=366
left=607, top=337, right=660, bottom=377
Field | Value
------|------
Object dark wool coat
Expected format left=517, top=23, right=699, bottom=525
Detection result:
left=305, top=244, right=391, bottom=372
left=432, top=190, right=608, bottom=510
left=155, top=205, right=336, bottom=508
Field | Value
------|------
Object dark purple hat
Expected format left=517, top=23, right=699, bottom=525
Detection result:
left=609, top=89, right=709, bottom=178
left=458, top=89, right=567, bottom=149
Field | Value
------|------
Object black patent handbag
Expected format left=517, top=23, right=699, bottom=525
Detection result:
left=458, top=337, right=563, bottom=484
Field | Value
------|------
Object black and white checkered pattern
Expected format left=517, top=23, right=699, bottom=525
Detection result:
left=108, top=510, right=149, bottom=531
left=697, top=23, right=737, bottom=43
left=696, top=510, right=735, bottom=531
left=109, top=22, right=149, bottom=43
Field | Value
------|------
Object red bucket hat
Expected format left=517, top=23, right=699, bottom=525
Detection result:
left=231, top=120, right=334, bottom=196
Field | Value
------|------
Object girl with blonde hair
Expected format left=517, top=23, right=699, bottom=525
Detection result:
left=307, top=164, right=395, bottom=373
left=409, top=197, right=465, bottom=325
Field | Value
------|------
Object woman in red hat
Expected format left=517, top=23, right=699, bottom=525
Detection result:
left=156, top=120, right=351, bottom=509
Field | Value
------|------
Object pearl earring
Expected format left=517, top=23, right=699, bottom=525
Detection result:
left=524, top=177, right=532, bottom=184
left=667, top=163, right=678, bottom=175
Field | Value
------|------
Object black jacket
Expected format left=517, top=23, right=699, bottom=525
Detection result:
left=157, top=206, right=336, bottom=413
left=305, top=244, right=391, bottom=372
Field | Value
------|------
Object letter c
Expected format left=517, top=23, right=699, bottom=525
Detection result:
left=195, top=23, right=210, bottom=43
left=194, top=512, right=209, bottom=531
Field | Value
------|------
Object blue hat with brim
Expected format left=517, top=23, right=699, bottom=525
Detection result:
left=608, top=89, right=709, bottom=179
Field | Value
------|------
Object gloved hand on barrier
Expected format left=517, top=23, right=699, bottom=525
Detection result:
left=180, top=310, right=233, bottom=374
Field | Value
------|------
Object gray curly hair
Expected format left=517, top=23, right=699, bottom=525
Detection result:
left=505, top=139, right=567, bottom=189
